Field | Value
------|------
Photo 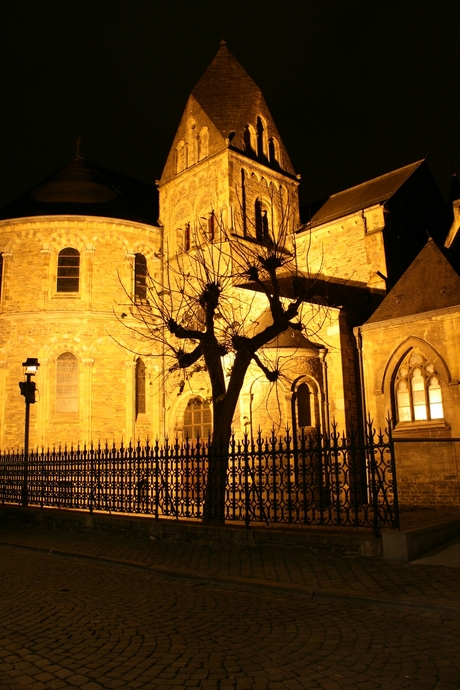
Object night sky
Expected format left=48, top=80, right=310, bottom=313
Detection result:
left=1, top=0, right=460, bottom=212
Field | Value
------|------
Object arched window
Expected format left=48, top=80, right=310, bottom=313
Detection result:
left=244, top=124, right=256, bottom=153
left=183, top=397, right=212, bottom=440
left=184, top=223, right=191, bottom=252
left=134, top=253, right=147, bottom=302
left=135, top=358, right=146, bottom=416
left=188, top=119, right=197, bottom=166
left=256, top=116, right=268, bottom=158
left=297, top=383, right=312, bottom=428
left=57, top=248, right=80, bottom=292
left=255, top=199, right=270, bottom=244
left=269, top=137, right=279, bottom=164
left=395, top=349, right=444, bottom=423
left=56, top=352, right=78, bottom=413
left=207, top=212, right=215, bottom=242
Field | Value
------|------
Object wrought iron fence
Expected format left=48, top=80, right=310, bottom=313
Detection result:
left=0, top=424, right=399, bottom=534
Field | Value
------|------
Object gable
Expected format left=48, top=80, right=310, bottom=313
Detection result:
left=366, top=239, right=460, bottom=324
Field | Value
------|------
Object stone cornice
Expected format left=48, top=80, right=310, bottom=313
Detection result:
left=0, top=215, right=161, bottom=234
left=357, top=303, right=460, bottom=333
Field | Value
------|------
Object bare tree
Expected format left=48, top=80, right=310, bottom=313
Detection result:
left=118, top=191, right=327, bottom=522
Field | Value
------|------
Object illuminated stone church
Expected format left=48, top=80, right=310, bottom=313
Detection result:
left=0, top=42, right=458, bottom=506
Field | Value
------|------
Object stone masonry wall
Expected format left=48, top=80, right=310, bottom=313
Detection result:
left=0, top=216, right=162, bottom=449
left=361, top=311, right=460, bottom=507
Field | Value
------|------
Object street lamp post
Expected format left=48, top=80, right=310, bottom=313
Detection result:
left=19, top=358, right=40, bottom=507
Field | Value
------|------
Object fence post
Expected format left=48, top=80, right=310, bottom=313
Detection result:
left=366, top=419, right=380, bottom=536
left=386, top=419, right=400, bottom=530
left=285, top=430, right=293, bottom=524
left=89, top=443, right=94, bottom=515
left=154, top=439, right=160, bottom=521
left=244, top=434, right=250, bottom=529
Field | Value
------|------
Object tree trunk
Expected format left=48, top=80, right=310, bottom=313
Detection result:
left=202, top=353, right=251, bottom=523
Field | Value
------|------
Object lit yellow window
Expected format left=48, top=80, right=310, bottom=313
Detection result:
left=183, top=397, right=212, bottom=440
left=428, top=376, right=443, bottom=419
left=394, top=349, right=444, bottom=424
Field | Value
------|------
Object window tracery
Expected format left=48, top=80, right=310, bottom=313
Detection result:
left=183, top=397, right=212, bottom=440
left=394, top=349, right=444, bottom=423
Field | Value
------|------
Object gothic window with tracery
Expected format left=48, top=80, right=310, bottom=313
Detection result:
left=394, top=349, right=444, bottom=423
left=56, top=352, right=78, bottom=413
left=183, top=397, right=212, bottom=440
left=57, top=248, right=80, bottom=292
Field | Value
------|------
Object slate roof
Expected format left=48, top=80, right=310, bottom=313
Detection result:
left=192, top=42, right=261, bottom=141
left=0, top=157, right=159, bottom=226
left=366, top=239, right=460, bottom=324
left=240, top=274, right=385, bottom=328
left=188, top=42, right=295, bottom=176
left=305, top=160, right=424, bottom=227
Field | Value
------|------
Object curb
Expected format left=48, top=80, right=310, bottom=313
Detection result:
left=2, top=539, right=459, bottom=618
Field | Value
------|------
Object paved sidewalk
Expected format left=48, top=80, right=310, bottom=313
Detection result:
left=1, top=524, right=460, bottom=617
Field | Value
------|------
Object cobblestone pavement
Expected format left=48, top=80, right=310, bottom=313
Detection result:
left=1, top=547, right=460, bottom=690
left=1, top=526, right=460, bottom=613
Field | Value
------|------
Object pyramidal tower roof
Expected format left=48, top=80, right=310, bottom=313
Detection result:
left=191, top=41, right=262, bottom=139
left=160, top=42, right=296, bottom=183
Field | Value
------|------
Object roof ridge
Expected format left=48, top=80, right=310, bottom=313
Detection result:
left=327, top=160, right=425, bottom=201
left=308, top=159, right=427, bottom=228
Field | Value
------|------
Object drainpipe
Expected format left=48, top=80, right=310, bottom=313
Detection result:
left=354, top=326, right=367, bottom=438
left=319, top=348, right=330, bottom=437
left=161, top=224, right=166, bottom=441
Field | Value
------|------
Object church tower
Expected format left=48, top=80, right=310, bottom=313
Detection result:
left=158, top=42, right=300, bottom=253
